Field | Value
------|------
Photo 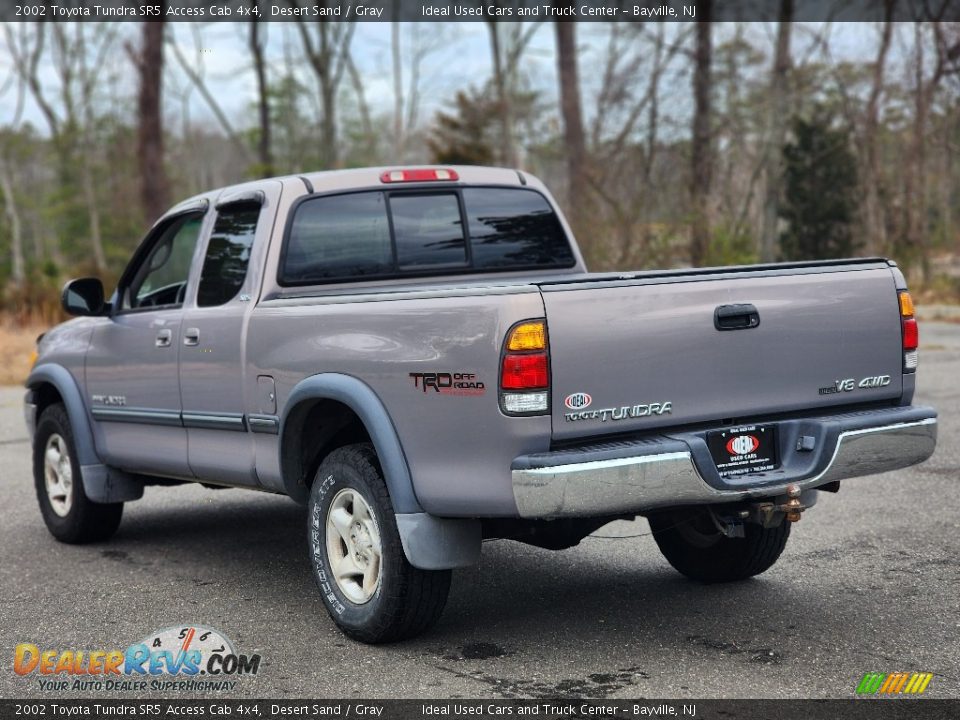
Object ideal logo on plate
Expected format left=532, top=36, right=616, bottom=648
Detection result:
left=726, top=435, right=760, bottom=456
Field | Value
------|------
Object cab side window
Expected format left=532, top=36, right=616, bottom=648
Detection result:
left=123, top=214, right=204, bottom=311
left=197, top=202, right=261, bottom=307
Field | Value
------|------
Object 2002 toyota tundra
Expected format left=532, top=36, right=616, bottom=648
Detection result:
left=24, top=165, right=937, bottom=642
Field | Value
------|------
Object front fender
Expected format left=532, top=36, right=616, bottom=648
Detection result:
left=27, top=364, right=101, bottom=468
left=26, top=364, right=143, bottom=503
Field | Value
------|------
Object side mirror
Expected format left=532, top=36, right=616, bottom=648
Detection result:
left=61, top=278, right=106, bottom=317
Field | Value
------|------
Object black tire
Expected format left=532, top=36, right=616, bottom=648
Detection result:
left=649, top=507, right=790, bottom=583
left=33, top=403, right=123, bottom=544
left=307, top=443, right=451, bottom=643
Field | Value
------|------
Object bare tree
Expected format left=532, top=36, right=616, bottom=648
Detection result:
left=345, top=51, right=375, bottom=162
left=0, top=151, right=24, bottom=286
left=167, top=26, right=252, bottom=164
left=5, top=22, right=114, bottom=269
left=0, top=50, right=26, bottom=286
left=249, top=10, right=273, bottom=177
left=860, top=3, right=894, bottom=256
left=586, top=24, right=689, bottom=268
left=73, top=25, right=113, bottom=272
left=392, top=21, right=407, bottom=158
left=555, top=21, right=588, bottom=250
left=129, top=19, right=171, bottom=225
left=293, top=18, right=355, bottom=169
left=903, top=16, right=960, bottom=280
left=690, top=2, right=713, bottom=266
left=489, top=21, right=540, bottom=167
left=390, top=21, right=423, bottom=161
left=486, top=19, right=517, bottom=167
left=759, top=0, right=794, bottom=262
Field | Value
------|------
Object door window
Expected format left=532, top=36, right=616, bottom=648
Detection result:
left=123, top=214, right=204, bottom=311
left=197, top=202, right=261, bottom=307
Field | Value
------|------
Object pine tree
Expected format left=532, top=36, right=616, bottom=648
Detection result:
left=779, top=112, right=859, bottom=260
left=428, top=89, right=497, bottom=166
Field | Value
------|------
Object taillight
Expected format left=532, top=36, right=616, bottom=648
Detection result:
left=899, top=290, right=918, bottom=372
left=502, top=354, right=549, bottom=389
left=500, top=319, right=549, bottom=415
left=379, top=168, right=459, bottom=183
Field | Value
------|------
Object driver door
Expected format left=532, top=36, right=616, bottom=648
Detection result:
left=85, top=208, right=208, bottom=480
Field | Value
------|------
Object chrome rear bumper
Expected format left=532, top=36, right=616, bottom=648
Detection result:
left=512, top=410, right=937, bottom=519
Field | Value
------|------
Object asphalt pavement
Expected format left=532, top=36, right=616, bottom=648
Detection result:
left=1, top=324, right=958, bottom=700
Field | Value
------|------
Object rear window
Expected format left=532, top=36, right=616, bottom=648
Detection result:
left=391, top=193, right=467, bottom=269
left=281, top=187, right=575, bottom=285
left=465, top=188, right=573, bottom=269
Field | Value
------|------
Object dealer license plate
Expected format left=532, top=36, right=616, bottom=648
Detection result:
left=707, top=424, right=779, bottom=476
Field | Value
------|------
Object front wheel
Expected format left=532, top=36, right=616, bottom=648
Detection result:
left=307, top=443, right=451, bottom=643
left=33, top=403, right=123, bottom=544
left=649, top=507, right=790, bottom=583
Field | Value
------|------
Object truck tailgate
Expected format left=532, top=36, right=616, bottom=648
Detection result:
left=541, top=264, right=904, bottom=441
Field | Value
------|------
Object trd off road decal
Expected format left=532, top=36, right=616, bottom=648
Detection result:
left=409, top=372, right=485, bottom=396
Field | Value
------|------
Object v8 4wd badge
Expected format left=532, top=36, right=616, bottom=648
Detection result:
left=819, top=375, right=891, bottom=395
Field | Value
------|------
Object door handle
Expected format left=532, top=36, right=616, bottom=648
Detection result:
left=714, top=303, right=760, bottom=331
left=155, top=329, right=172, bottom=348
left=183, top=328, right=200, bottom=346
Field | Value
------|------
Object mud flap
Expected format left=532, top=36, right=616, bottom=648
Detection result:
left=395, top=513, right=482, bottom=570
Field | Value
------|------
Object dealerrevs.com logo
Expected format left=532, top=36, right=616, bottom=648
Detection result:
left=14, top=625, right=260, bottom=692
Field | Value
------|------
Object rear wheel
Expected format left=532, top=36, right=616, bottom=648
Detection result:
left=649, top=507, right=790, bottom=583
left=33, top=403, right=123, bottom=544
left=307, top=443, right=451, bottom=643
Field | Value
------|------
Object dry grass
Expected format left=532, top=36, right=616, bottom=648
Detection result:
left=0, top=321, right=48, bottom=386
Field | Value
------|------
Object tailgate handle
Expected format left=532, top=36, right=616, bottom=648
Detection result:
left=714, top=304, right=760, bottom=331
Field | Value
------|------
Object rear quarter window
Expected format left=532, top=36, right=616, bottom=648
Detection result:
left=283, top=192, right=393, bottom=282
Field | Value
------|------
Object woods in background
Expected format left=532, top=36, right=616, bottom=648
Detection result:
left=1, top=16, right=959, bottom=322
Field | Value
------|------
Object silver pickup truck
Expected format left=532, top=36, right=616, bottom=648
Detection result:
left=25, top=165, right=936, bottom=643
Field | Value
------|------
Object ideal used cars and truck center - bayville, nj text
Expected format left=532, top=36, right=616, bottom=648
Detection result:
left=26, top=165, right=936, bottom=643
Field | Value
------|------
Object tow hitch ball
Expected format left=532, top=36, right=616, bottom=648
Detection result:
left=750, top=484, right=811, bottom=527
left=779, top=484, right=805, bottom=523
left=715, top=484, right=815, bottom=534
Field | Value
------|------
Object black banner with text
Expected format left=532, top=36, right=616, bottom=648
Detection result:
left=1, top=699, right=960, bottom=720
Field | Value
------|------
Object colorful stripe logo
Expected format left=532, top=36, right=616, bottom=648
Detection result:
left=856, top=672, right=933, bottom=695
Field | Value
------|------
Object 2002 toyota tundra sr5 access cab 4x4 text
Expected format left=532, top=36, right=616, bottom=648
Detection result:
left=25, top=166, right=937, bottom=642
